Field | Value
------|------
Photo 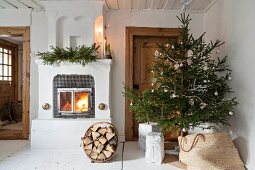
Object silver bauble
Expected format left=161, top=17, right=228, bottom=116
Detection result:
left=182, top=128, right=187, bottom=132
left=214, top=91, right=218, bottom=96
left=229, top=111, right=234, bottom=116
left=154, top=50, right=159, bottom=57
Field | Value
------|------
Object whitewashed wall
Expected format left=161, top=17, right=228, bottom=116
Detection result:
left=105, top=10, right=204, bottom=138
left=205, top=0, right=255, bottom=169
left=0, top=9, right=48, bottom=127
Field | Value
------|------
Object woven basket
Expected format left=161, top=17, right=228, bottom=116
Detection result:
left=81, top=121, right=119, bottom=163
left=178, top=133, right=245, bottom=170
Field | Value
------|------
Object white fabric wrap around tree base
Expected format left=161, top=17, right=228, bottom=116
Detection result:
left=178, top=133, right=245, bottom=170
left=145, top=132, right=165, bottom=164
left=138, top=123, right=160, bottom=151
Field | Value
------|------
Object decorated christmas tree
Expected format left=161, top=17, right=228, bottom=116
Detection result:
left=124, top=14, right=238, bottom=135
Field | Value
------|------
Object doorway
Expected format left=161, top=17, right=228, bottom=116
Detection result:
left=0, top=27, right=30, bottom=140
left=125, top=27, right=179, bottom=141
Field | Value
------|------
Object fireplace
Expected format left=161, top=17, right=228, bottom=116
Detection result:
left=32, top=59, right=112, bottom=149
left=58, top=88, right=92, bottom=116
left=53, top=74, right=95, bottom=118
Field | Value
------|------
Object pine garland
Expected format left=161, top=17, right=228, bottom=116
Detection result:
left=37, top=43, right=100, bottom=66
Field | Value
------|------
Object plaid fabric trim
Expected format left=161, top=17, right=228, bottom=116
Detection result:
left=53, top=74, right=95, bottom=118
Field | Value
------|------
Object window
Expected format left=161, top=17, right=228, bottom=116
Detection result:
left=0, top=46, right=12, bottom=81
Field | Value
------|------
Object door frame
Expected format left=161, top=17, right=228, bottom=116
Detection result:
left=0, top=27, right=30, bottom=139
left=125, top=27, right=179, bottom=141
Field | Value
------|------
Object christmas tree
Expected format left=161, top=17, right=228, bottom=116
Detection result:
left=124, top=14, right=238, bottom=135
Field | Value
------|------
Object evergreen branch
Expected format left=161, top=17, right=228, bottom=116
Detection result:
left=37, top=44, right=100, bottom=66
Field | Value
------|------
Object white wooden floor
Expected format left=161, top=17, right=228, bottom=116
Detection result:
left=0, top=140, right=180, bottom=170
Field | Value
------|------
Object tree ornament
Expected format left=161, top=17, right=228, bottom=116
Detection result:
left=214, top=91, right=219, bottom=96
left=151, top=83, right=154, bottom=86
left=182, top=128, right=187, bottom=132
left=200, top=102, right=207, bottom=109
left=151, top=70, right=154, bottom=73
left=174, top=63, right=180, bottom=70
left=130, top=101, right=133, bottom=106
left=170, top=93, right=178, bottom=98
left=160, top=72, right=164, bottom=76
left=229, top=111, right=234, bottom=116
left=179, top=63, right=183, bottom=67
left=203, top=65, right=209, bottom=71
left=216, top=49, right=220, bottom=53
left=203, top=80, right=207, bottom=83
left=165, top=43, right=170, bottom=47
left=180, top=41, right=183, bottom=45
left=171, top=44, right=175, bottom=49
left=189, top=98, right=194, bottom=106
left=164, top=88, right=168, bottom=93
left=154, top=50, right=159, bottom=57
left=228, top=76, right=232, bottom=80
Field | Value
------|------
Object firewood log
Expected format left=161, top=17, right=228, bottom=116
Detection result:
left=84, top=143, right=93, bottom=150
left=98, top=136, right=107, bottom=145
left=94, top=140, right=100, bottom=147
left=109, top=138, right=117, bottom=145
left=105, top=144, right=115, bottom=153
left=97, top=153, right=106, bottom=160
left=107, top=126, right=114, bottom=133
left=106, top=133, right=115, bottom=141
left=92, top=132, right=101, bottom=140
left=85, top=149, right=92, bottom=156
left=96, top=144, right=105, bottom=154
left=98, top=128, right=107, bottom=135
left=83, top=137, right=93, bottom=145
left=91, top=125, right=99, bottom=132
left=86, top=129, right=92, bottom=136
left=90, top=152, right=98, bottom=160
left=103, top=150, right=112, bottom=158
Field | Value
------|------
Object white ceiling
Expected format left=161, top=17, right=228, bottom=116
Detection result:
left=0, top=0, right=215, bottom=12
left=105, top=0, right=216, bottom=12
left=0, top=0, right=44, bottom=9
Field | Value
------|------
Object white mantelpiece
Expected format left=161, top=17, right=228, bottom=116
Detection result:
left=31, top=59, right=112, bottom=149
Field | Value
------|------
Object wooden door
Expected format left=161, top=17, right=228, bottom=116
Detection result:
left=132, top=36, right=168, bottom=138
left=125, top=27, right=180, bottom=141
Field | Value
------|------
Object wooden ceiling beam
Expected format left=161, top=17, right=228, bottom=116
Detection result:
left=117, top=0, right=125, bottom=9
left=125, top=0, right=132, bottom=9
left=106, top=0, right=119, bottom=9
left=4, top=0, right=28, bottom=8
left=0, top=0, right=17, bottom=9
left=138, top=0, right=146, bottom=9
left=145, top=0, right=153, bottom=9
left=151, top=0, right=160, bottom=9
left=17, top=0, right=42, bottom=9
left=132, top=0, right=139, bottom=9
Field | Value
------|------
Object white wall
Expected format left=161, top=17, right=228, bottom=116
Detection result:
left=105, top=10, right=204, bottom=137
left=205, top=0, right=255, bottom=169
left=0, top=9, right=48, bottom=126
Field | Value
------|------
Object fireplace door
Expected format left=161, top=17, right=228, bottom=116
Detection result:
left=57, top=88, right=92, bottom=116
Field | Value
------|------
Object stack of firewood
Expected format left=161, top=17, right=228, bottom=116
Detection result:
left=82, top=122, right=118, bottom=162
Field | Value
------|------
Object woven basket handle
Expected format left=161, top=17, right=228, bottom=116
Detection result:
left=180, top=134, right=206, bottom=152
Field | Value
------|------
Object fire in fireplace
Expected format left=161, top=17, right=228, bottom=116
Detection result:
left=57, top=88, right=92, bottom=116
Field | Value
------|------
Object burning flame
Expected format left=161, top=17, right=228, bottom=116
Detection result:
left=75, top=93, right=89, bottom=112
left=62, top=101, right=72, bottom=111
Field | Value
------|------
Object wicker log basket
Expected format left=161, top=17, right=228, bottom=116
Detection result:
left=81, top=122, right=119, bottom=163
